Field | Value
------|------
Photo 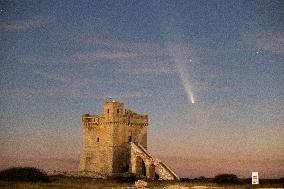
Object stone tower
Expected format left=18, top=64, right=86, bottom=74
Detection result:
left=79, top=101, right=179, bottom=180
left=79, top=101, right=148, bottom=176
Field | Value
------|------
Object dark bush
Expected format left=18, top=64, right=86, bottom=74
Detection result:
left=241, top=178, right=251, bottom=184
left=240, top=177, right=284, bottom=185
left=213, top=174, right=240, bottom=184
left=0, top=167, right=49, bottom=182
left=259, top=178, right=284, bottom=184
left=193, top=176, right=212, bottom=183
left=180, top=177, right=192, bottom=182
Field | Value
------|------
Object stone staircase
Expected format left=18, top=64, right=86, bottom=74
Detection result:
left=131, top=142, right=179, bottom=180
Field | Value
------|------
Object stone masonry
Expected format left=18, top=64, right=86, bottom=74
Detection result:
left=79, top=101, right=179, bottom=180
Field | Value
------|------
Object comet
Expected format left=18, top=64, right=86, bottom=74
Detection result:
left=168, top=43, right=195, bottom=104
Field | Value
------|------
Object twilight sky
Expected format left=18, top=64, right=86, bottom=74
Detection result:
left=0, top=0, right=283, bottom=178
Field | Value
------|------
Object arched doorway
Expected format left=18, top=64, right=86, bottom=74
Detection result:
left=135, top=156, right=146, bottom=177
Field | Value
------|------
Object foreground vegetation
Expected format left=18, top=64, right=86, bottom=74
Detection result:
left=0, top=167, right=49, bottom=182
left=0, top=167, right=283, bottom=188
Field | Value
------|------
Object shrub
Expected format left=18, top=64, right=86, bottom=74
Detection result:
left=0, top=167, right=49, bottom=182
left=241, top=178, right=251, bottom=184
left=193, top=176, right=211, bottom=183
left=213, top=174, right=240, bottom=184
left=180, top=177, right=192, bottom=182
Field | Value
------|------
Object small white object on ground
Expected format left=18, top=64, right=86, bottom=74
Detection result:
left=165, top=185, right=190, bottom=189
left=190, top=186, right=209, bottom=189
left=134, top=180, right=148, bottom=188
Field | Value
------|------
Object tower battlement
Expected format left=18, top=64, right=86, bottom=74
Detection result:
left=82, top=102, right=148, bottom=127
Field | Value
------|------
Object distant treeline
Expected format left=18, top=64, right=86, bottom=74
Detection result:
left=180, top=174, right=284, bottom=184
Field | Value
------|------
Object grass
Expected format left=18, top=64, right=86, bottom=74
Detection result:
left=0, top=176, right=284, bottom=189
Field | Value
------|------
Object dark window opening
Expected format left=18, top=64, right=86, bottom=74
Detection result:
left=107, top=109, right=109, bottom=113
left=117, top=109, right=119, bottom=113
left=97, top=138, right=99, bottom=142
left=128, top=136, right=132, bottom=142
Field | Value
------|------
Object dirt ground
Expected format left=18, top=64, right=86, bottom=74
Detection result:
left=0, top=177, right=283, bottom=189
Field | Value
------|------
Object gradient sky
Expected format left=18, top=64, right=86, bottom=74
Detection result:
left=0, top=0, right=283, bottom=178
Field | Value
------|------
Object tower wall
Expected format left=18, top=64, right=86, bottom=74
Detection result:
left=79, top=114, right=114, bottom=175
left=112, top=122, right=130, bottom=173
